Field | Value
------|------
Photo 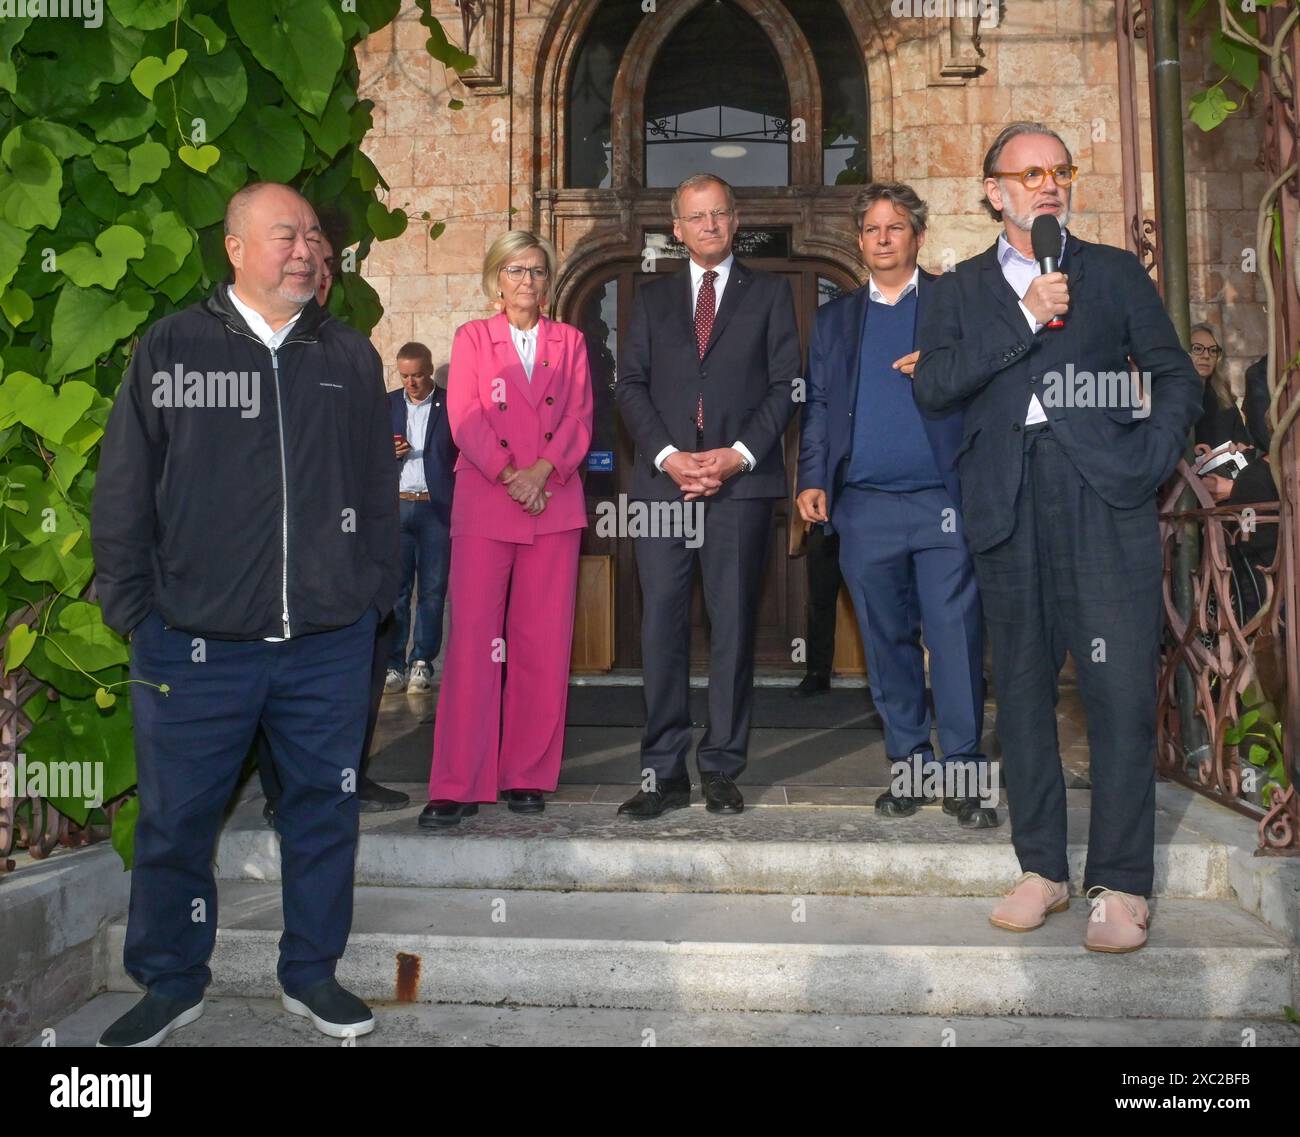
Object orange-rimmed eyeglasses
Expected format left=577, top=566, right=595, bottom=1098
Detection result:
left=989, top=165, right=1079, bottom=189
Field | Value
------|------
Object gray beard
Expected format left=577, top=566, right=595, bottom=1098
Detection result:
left=1003, top=197, right=1071, bottom=236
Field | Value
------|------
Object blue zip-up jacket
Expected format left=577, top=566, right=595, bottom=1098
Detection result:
left=92, top=285, right=399, bottom=640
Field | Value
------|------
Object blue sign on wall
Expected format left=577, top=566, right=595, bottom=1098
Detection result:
left=586, top=450, right=614, bottom=472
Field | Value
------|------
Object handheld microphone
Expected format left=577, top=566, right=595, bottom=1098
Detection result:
left=1031, top=214, right=1065, bottom=330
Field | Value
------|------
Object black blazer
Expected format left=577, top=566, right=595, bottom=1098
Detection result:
left=389, top=386, right=457, bottom=524
left=913, top=234, right=1203, bottom=553
left=616, top=258, right=801, bottom=501
left=798, top=269, right=964, bottom=531
left=1243, top=355, right=1271, bottom=451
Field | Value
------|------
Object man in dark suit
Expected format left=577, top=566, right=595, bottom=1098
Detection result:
left=386, top=344, right=457, bottom=694
left=797, top=182, right=993, bottom=829
left=913, top=122, right=1202, bottom=952
left=615, top=173, right=800, bottom=817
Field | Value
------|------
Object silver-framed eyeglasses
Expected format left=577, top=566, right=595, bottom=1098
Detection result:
left=677, top=208, right=734, bottom=226
left=502, top=266, right=549, bottom=281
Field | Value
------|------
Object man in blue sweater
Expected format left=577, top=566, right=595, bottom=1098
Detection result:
left=797, top=183, right=993, bottom=827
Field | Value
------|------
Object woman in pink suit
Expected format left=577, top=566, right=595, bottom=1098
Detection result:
left=419, top=230, right=593, bottom=827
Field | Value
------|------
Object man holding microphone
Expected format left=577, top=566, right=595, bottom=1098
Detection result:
left=912, top=122, right=1201, bottom=952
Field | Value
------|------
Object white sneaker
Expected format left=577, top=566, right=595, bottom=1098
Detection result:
left=407, top=660, right=432, bottom=693
left=383, top=668, right=406, bottom=694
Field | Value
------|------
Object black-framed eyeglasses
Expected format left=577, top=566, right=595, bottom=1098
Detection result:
left=989, top=164, right=1079, bottom=189
left=1190, top=344, right=1223, bottom=357
left=502, top=265, right=549, bottom=282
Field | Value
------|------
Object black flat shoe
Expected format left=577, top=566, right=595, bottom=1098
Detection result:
left=418, top=800, right=479, bottom=829
left=944, top=796, right=1001, bottom=829
left=791, top=673, right=830, bottom=698
left=506, top=789, right=545, bottom=813
left=98, top=991, right=205, bottom=1048
left=282, top=977, right=374, bottom=1039
left=617, top=778, right=691, bottom=819
left=874, top=789, right=924, bottom=818
left=358, top=776, right=410, bottom=812
left=699, top=771, right=744, bottom=814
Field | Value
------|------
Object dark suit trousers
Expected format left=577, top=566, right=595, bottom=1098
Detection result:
left=835, top=485, right=984, bottom=763
left=974, top=430, right=1162, bottom=896
left=634, top=496, right=772, bottom=780
left=804, top=525, right=841, bottom=678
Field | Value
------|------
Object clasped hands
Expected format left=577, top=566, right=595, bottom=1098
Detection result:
left=663, top=448, right=744, bottom=501
left=500, top=459, right=554, bottom=516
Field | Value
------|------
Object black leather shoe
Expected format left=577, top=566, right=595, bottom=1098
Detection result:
left=944, top=796, right=1001, bottom=829
left=617, top=778, right=691, bottom=819
left=700, top=771, right=744, bottom=814
left=791, top=673, right=831, bottom=698
left=506, top=789, right=545, bottom=813
left=282, top=977, right=374, bottom=1039
left=98, top=991, right=204, bottom=1048
left=358, top=775, right=410, bottom=813
left=263, top=798, right=277, bottom=829
left=418, top=800, right=479, bottom=828
left=874, top=789, right=924, bottom=818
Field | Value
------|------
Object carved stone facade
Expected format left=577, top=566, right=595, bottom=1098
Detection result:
left=357, top=0, right=1265, bottom=394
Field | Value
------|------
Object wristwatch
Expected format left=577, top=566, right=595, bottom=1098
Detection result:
left=738, top=454, right=753, bottom=474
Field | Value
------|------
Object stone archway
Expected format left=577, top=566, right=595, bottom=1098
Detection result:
left=607, top=0, right=823, bottom=190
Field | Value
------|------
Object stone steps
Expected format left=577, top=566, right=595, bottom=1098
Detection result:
left=103, top=883, right=1294, bottom=1019
left=215, top=787, right=1237, bottom=899
left=46, top=993, right=1300, bottom=1048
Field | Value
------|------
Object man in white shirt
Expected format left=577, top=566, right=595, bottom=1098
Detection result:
left=913, top=123, right=1202, bottom=954
left=386, top=342, right=455, bottom=696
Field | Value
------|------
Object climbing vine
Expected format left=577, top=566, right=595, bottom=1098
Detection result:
left=0, top=0, right=474, bottom=867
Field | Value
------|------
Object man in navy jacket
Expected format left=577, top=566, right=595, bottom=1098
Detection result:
left=386, top=343, right=456, bottom=694
left=913, top=123, right=1202, bottom=952
left=797, top=183, right=992, bottom=829
left=92, top=182, right=397, bottom=1044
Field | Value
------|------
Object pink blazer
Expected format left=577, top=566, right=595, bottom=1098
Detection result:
left=447, top=312, right=594, bottom=542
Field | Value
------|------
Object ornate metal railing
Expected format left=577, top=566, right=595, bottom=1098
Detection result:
left=0, top=615, right=124, bottom=873
left=1157, top=463, right=1298, bottom=851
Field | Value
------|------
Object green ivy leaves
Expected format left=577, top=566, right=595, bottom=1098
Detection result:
left=0, top=0, right=410, bottom=865
left=47, top=285, right=153, bottom=378
left=92, top=140, right=170, bottom=194
left=0, top=375, right=97, bottom=443
left=228, top=0, right=344, bottom=118
left=130, top=49, right=188, bottom=100
left=225, top=106, right=304, bottom=182
left=60, top=225, right=148, bottom=289
left=0, top=140, right=62, bottom=230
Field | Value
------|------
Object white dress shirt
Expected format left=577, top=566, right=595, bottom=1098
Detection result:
left=997, top=229, right=1067, bottom=425
left=654, top=253, right=756, bottom=474
left=399, top=389, right=434, bottom=494
left=510, top=321, right=539, bottom=381
left=227, top=285, right=302, bottom=351
left=867, top=267, right=920, bottom=306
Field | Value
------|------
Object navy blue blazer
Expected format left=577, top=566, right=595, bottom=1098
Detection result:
left=797, top=269, right=964, bottom=533
left=913, top=234, right=1202, bottom=553
left=389, top=386, right=457, bottom=523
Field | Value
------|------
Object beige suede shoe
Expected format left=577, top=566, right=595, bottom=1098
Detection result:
left=989, top=872, right=1070, bottom=931
left=1084, top=887, right=1149, bottom=953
